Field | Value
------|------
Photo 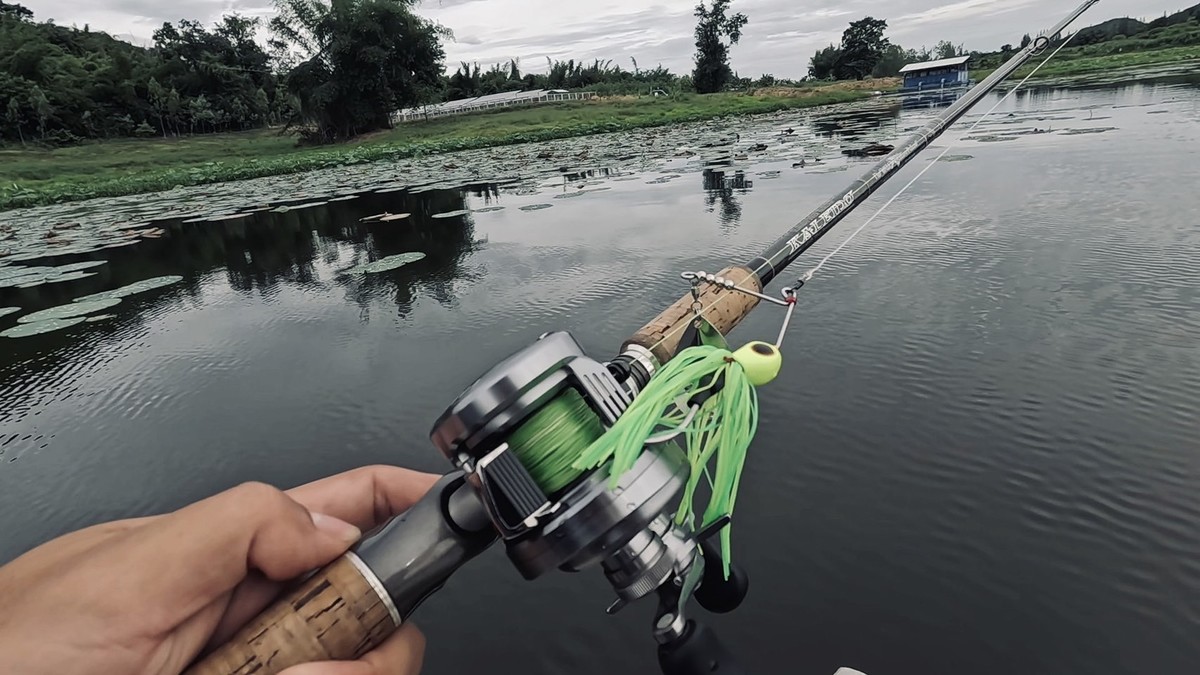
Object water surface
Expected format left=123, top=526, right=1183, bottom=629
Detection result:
left=2, top=72, right=1199, bottom=675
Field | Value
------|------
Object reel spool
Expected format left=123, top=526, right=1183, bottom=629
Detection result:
left=429, top=331, right=690, bottom=582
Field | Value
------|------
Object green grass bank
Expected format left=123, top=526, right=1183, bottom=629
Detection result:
left=0, top=85, right=878, bottom=211
left=974, top=45, right=1200, bottom=82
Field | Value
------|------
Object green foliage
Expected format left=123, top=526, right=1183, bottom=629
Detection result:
left=812, top=4, right=1200, bottom=83
left=0, top=6, right=278, bottom=145
left=439, top=56, right=688, bottom=99
left=692, top=0, right=748, bottom=94
left=269, top=0, right=448, bottom=143
left=809, top=45, right=842, bottom=80
left=838, top=17, right=890, bottom=80
left=871, top=44, right=909, bottom=78
left=0, top=87, right=870, bottom=210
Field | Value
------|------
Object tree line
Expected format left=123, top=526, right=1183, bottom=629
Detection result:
left=3, top=0, right=1194, bottom=148
left=810, top=3, right=1200, bottom=81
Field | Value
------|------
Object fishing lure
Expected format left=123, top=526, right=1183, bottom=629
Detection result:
left=573, top=341, right=780, bottom=577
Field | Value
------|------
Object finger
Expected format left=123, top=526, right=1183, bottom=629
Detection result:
left=210, top=468, right=439, bottom=646
left=204, top=573, right=281, bottom=647
left=92, top=481, right=363, bottom=632
left=285, top=465, right=440, bottom=532
left=278, top=621, right=426, bottom=675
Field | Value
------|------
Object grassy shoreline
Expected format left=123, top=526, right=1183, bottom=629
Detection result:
left=0, top=84, right=883, bottom=212
left=974, top=45, right=1200, bottom=82
left=2, top=44, right=1194, bottom=213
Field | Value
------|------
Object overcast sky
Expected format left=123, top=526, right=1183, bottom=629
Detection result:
left=24, top=0, right=1188, bottom=79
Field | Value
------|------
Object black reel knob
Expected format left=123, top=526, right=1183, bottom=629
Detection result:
left=695, top=538, right=750, bottom=614
left=658, top=620, right=746, bottom=675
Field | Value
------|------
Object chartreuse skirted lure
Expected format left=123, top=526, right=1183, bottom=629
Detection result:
left=572, top=341, right=782, bottom=578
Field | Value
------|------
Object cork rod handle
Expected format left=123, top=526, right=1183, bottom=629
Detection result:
left=624, top=265, right=762, bottom=363
left=185, top=554, right=399, bottom=675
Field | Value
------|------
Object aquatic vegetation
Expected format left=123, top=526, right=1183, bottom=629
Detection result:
left=17, top=299, right=121, bottom=324
left=519, top=204, right=554, bottom=211
left=72, top=276, right=184, bottom=303
left=1, top=317, right=88, bottom=338
left=0, top=307, right=20, bottom=319
left=1, top=89, right=874, bottom=211
left=344, top=253, right=427, bottom=275
left=430, top=210, right=471, bottom=219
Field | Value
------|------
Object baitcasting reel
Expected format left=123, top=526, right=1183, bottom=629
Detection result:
left=429, top=331, right=751, bottom=673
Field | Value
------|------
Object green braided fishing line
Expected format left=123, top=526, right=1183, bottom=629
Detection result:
left=506, top=388, right=604, bottom=495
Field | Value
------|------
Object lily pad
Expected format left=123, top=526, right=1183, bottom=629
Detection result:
left=85, top=314, right=116, bottom=323
left=345, top=252, right=426, bottom=275
left=473, top=206, right=505, bottom=213
left=430, top=209, right=471, bottom=219
left=1, top=274, right=50, bottom=288
left=519, top=204, right=553, bottom=212
left=52, top=260, right=108, bottom=273
left=379, top=213, right=412, bottom=222
left=73, top=275, right=184, bottom=303
left=938, top=155, right=975, bottom=162
left=16, top=271, right=98, bottom=288
left=0, top=266, right=51, bottom=281
left=18, top=298, right=121, bottom=324
left=1, top=316, right=88, bottom=338
left=0, top=307, right=20, bottom=319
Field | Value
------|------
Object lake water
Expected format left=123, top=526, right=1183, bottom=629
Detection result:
left=2, top=71, right=1199, bottom=675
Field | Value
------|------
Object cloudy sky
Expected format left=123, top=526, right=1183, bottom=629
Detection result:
left=24, top=0, right=1187, bottom=79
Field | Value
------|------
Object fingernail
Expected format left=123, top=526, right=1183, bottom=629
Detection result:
left=311, top=512, right=362, bottom=544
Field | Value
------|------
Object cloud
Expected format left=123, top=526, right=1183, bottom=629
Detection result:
left=27, top=0, right=1185, bottom=80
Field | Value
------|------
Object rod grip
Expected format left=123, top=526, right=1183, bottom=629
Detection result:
left=625, top=265, right=762, bottom=363
left=184, top=554, right=398, bottom=675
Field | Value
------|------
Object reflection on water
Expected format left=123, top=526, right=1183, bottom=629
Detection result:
left=2, top=71, right=1200, bottom=675
left=703, top=168, right=752, bottom=226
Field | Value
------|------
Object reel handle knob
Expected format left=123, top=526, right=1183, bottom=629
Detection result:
left=695, top=538, right=750, bottom=614
left=658, top=620, right=746, bottom=675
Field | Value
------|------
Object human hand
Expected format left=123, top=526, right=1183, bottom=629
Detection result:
left=0, top=465, right=439, bottom=675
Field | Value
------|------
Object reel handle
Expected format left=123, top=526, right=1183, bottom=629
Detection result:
left=658, top=620, right=746, bottom=675
left=625, top=265, right=761, bottom=363
left=185, top=473, right=496, bottom=675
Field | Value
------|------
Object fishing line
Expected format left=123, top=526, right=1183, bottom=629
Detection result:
left=507, top=18, right=1090, bottom=577
left=640, top=28, right=1086, bottom=362
left=799, top=30, right=1085, bottom=284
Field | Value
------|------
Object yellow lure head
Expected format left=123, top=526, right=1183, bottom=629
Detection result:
left=731, top=341, right=783, bottom=386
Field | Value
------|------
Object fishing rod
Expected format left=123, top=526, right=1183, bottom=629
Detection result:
left=186, top=3, right=1100, bottom=674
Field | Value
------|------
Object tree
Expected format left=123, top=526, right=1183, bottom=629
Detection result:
left=254, top=87, right=270, bottom=125
left=6, top=96, right=24, bottom=145
left=934, top=40, right=962, bottom=59
left=872, top=43, right=908, bottom=77
left=838, top=17, right=889, bottom=80
left=692, top=0, right=748, bottom=94
left=1020, top=33, right=1033, bottom=49
left=167, top=87, right=182, bottom=135
left=808, top=44, right=842, bottom=80
left=270, top=0, right=449, bottom=142
left=28, top=84, right=50, bottom=138
left=1000, top=44, right=1014, bottom=54
left=148, top=76, right=168, bottom=137
left=0, top=2, right=33, bottom=21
